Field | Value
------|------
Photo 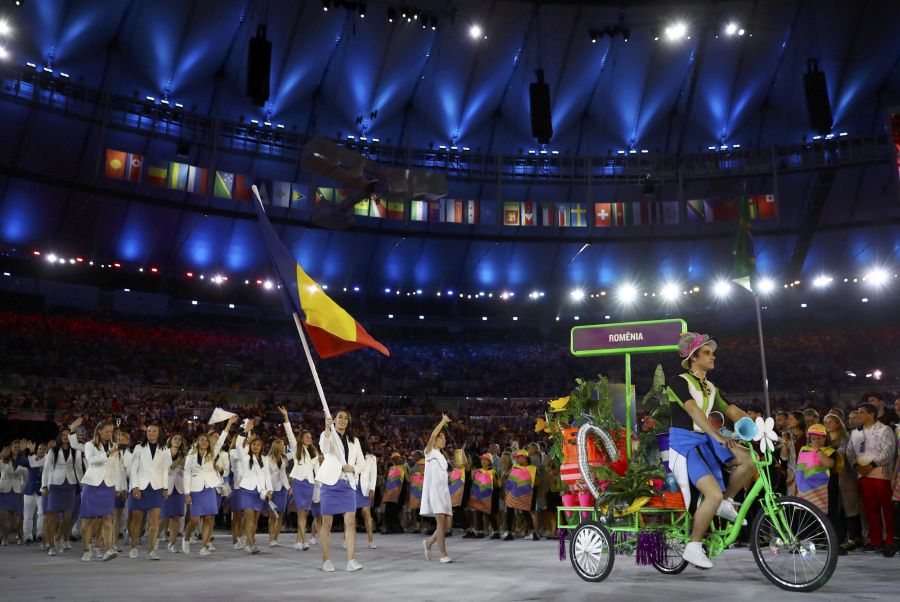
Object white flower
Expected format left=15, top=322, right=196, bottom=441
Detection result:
left=753, top=416, right=778, bottom=454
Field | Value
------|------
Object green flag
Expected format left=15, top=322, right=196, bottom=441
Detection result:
left=731, top=198, right=757, bottom=294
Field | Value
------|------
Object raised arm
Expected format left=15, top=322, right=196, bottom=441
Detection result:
left=236, top=419, right=254, bottom=462
left=424, top=414, right=451, bottom=455
left=278, top=406, right=298, bottom=452
left=213, top=416, right=237, bottom=457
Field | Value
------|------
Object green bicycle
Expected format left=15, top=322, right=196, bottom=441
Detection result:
left=565, top=430, right=838, bottom=592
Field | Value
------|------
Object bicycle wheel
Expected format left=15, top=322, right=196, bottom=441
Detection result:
left=652, top=530, right=689, bottom=575
left=569, top=520, right=615, bottom=582
left=750, top=496, right=838, bottom=592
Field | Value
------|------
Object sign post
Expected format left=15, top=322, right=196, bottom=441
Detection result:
left=570, top=319, right=687, bottom=458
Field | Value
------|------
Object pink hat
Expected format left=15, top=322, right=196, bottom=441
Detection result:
left=678, top=332, right=717, bottom=370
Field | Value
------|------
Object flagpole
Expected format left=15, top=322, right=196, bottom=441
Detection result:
left=753, top=295, right=771, bottom=417
left=292, top=312, right=332, bottom=420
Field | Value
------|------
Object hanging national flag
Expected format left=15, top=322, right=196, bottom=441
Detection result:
left=353, top=196, right=370, bottom=216
left=556, top=203, right=570, bottom=227
left=445, top=199, right=464, bottom=223
left=387, top=199, right=405, bottom=220
left=731, top=196, right=757, bottom=294
left=124, top=153, right=143, bottom=182
left=427, top=200, right=442, bottom=222
left=146, top=162, right=168, bottom=187
left=291, top=184, right=307, bottom=204
left=611, top=202, right=625, bottom=226
left=594, top=203, right=612, bottom=227
left=466, top=200, right=479, bottom=224
left=503, top=202, right=521, bottom=226
left=369, top=195, right=387, bottom=217
left=410, top=200, right=428, bottom=221
left=234, top=175, right=252, bottom=201
left=167, top=162, right=189, bottom=190
left=521, top=202, right=536, bottom=226
left=540, top=203, right=555, bottom=226
left=570, top=204, right=587, bottom=227
left=662, top=202, right=679, bottom=224
left=271, top=181, right=292, bottom=207
left=687, top=199, right=713, bottom=223
left=750, top=194, right=776, bottom=219
left=105, top=149, right=127, bottom=179
left=186, top=166, right=208, bottom=194
left=711, top=199, right=740, bottom=222
left=252, top=188, right=390, bottom=359
left=214, top=171, right=234, bottom=198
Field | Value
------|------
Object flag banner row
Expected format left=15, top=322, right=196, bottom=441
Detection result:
left=314, top=188, right=481, bottom=224
left=104, top=149, right=306, bottom=206
left=687, top=195, right=777, bottom=223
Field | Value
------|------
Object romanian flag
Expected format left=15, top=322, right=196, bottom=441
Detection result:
left=252, top=188, right=389, bottom=359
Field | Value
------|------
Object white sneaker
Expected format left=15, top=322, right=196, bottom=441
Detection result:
left=440, top=556, right=453, bottom=563
left=682, top=541, right=713, bottom=569
left=207, top=543, right=216, bottom=551
left=148, top=550, right=160, bottom=560
left=233, top=539, right=246, bottom=550
left=167, top=543, right=177, bottom=554
left=368, top=541, right=377, bottom=549
left=129, top=548, right=138, bottom=559
left=309, top=537, right=317, bottom=545
left=246, top=545, right=260, bottom=554
left=715, top=499, right=746, bottom=525
left=292, top=542, right=305, bottom=550
left=48, top=548, right=57, bottom=557
left=189, top=535, right=200, bottom=544
left=81, top=551, right=91, bottom=561
left=199, top=546, right=211, bottom=556
left=182, top=538, right=190, bottom=554
left=347, top=559, right=363, bottom=572
left=94, top=547, right=103, bottom=558
left=322, top=560, right=335, bottom=572
left=269, top=540, right=280, bottom=547
left=102, top=550, right=118, bottom=561
left=63, top=541, right=72, bottom=551
left=56, top=540, right=64, bottom=554
left=423, top=539, right=432, bottom=561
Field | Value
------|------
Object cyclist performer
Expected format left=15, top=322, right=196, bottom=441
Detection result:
left=666, top=332, right=756, bottom=569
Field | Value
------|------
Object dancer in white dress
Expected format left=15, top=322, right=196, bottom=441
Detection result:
left=421, top=414, right=452, bottom=563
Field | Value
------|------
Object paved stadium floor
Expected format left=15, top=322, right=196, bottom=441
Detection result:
left=0, top=531, right=896, bottom=601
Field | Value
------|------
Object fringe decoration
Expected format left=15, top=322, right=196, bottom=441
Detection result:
left=559, top=528, right=567, bottom=561
left=636, top=530, right=665, bottom=566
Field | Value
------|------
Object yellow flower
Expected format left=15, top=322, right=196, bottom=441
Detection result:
left=548, top=396, right=570, bottom=412
left=534, top=417, right=550, bottom=433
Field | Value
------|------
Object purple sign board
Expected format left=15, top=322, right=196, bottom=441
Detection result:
left=570, top=319, right=687, bottom=356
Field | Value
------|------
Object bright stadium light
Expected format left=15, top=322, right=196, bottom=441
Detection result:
left=46, top=253, right=57, bottom=263
left=757, top=278, right=775, bottom=294
left=812, top=275, right=833, bottom=288
left=0, top=20, right=11, bottom=36
left=713, top=280, right=732, bottom=299
left=665, top=22, right=687, bottom=41
left=616, top=282, right=639, bottom=305
left=469, top=24, right=483, bottom=39
left=570, top=288, right=585, bottom=302
left=660, top=282, right=680, bottom=302
left=724, top=22, right=738, bottom=36
left=263, top=280, right=274, bottom=290
left=865, top=267, right=889, bottom=287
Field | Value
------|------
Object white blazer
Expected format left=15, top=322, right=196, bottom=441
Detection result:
left=167, top=454, right=186, bottom=494
left=283, top=421, right=316, bottom=483
left=183, top=430, right=228, bottom=493
left=0, top=460, right=28, bottom=493
left=229, top=448, right=243, bottom=489
left=41, top=447, right=82, bottom=487
left=317, top=429, right=364, bottom=489
left=80, top=442, right=127, bottom=489
left=268, top=456, right=290, bottom=492
left=129, top=443, right=171, bottom=491
left=358, top=454, right=378, bottom=496
left=235, top=435, right=273, bottom=497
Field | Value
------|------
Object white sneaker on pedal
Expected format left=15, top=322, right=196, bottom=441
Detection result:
left=347, top=559, right=363, bottom=572
left=682, top=541, right=713, bottom=569
left=322, top=560, right=335, bottom=572
left=715, top=499, right=746, bottom=525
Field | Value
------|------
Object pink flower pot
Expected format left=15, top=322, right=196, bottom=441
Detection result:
left=578, top=492, right=595, bottom=519
left=562, top=493, right=578, bottom=522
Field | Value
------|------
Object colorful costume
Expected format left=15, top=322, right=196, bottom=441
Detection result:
left=467, top=468, right=494, bottom=514
left=795, top=445, right=835, bottom=513
left=382, top=464, right=406, bottom=504
left=504, top=464, right=536, bottom=511
left=449, top=467, right=465, bottom=508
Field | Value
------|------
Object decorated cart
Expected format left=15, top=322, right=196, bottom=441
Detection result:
left=546, top=320, right=838, bottom=593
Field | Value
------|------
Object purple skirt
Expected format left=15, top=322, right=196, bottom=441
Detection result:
left=320, top=479, right=356, bottom=516
left=80, top=484, right=115, bottom=518
left=310, top=501, right=321, bottom=518
left=161, top=491, right=185, bottom=518
left=41, top=494, right=48, bottom=514
left=115, top=494, right=126, bottom=509
left=356, top=486, right=371, bottom=509
left=128, top=486, right=165, bottom=512
left=233, top=487, right=265, bottom=512
left=47, top=482, right=77, bottom=512
left=292, top=479, right=313, bottom=511
left=0, top=491, right=21, bottom=512
left=268, top=488, right=288, bottom=514
left=190, top=488, right=218, bottom=517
